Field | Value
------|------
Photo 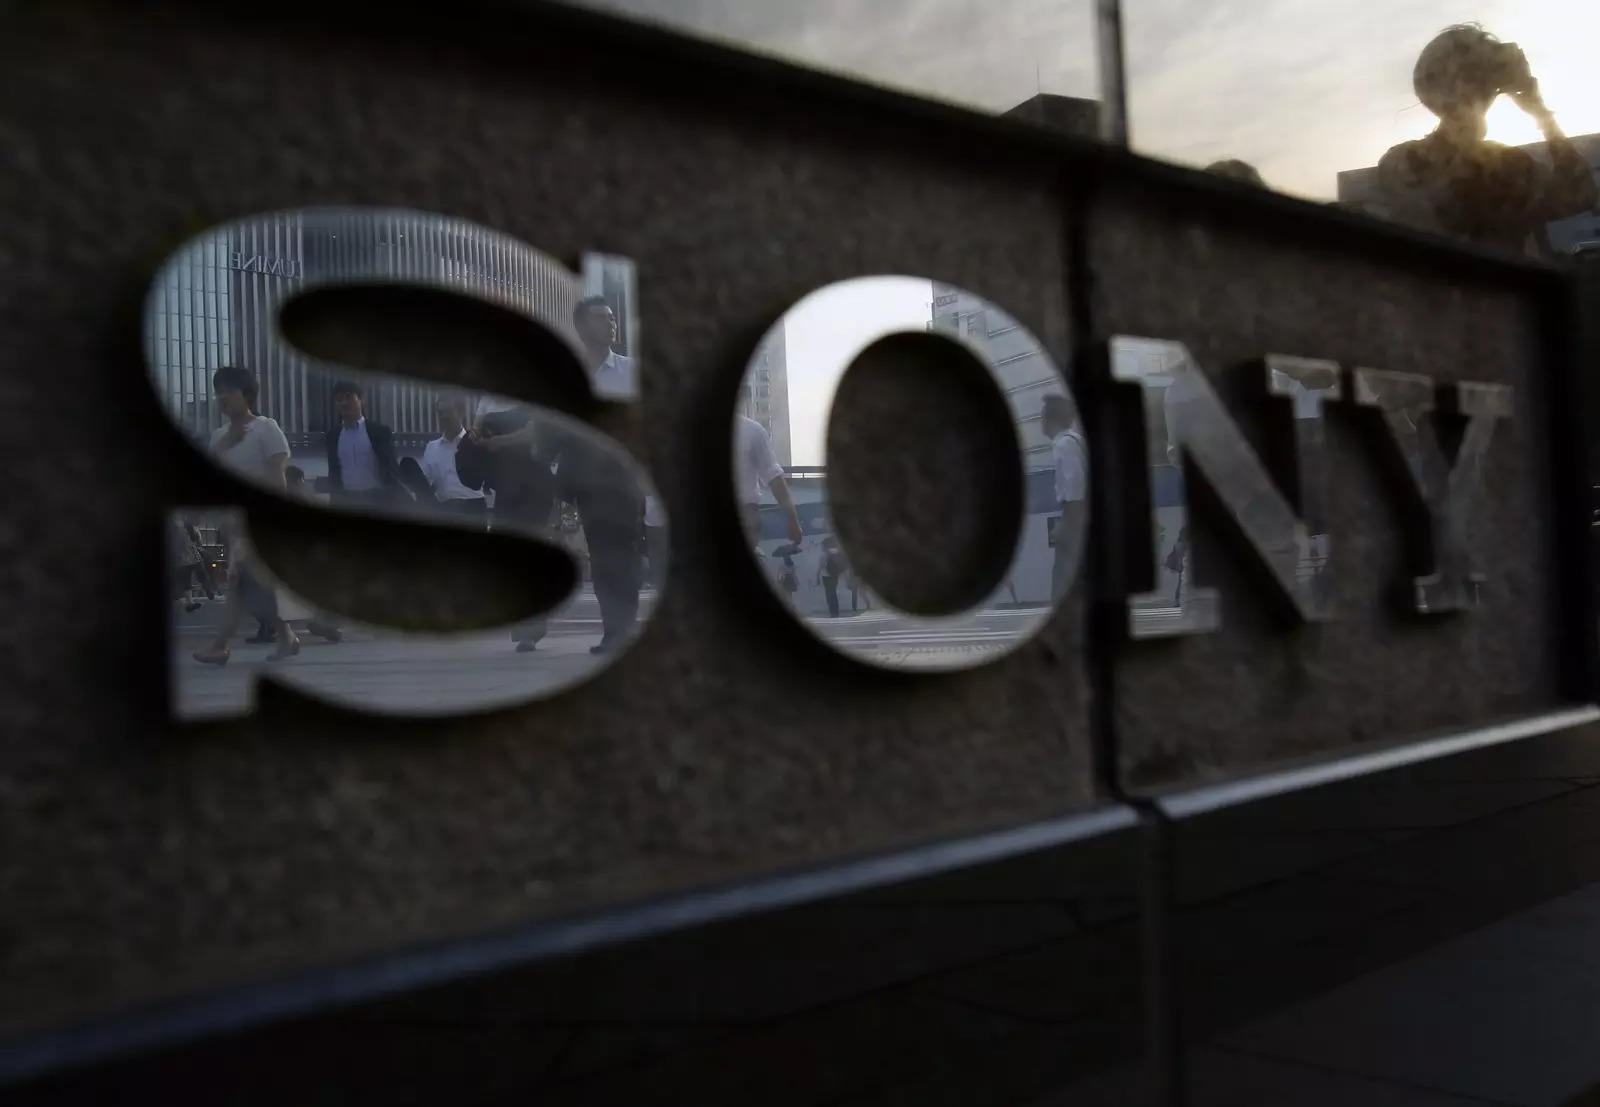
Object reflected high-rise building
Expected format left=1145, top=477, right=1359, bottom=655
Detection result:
left=1337, top=131, right=1600, bottom=254
left=929, top=284, right=1061, bottom=471
left=743, top=324, right=791, bottom=468
left=1002, top=92, right=1100, bottom=139
left=145, top=210, right=579, bottom=472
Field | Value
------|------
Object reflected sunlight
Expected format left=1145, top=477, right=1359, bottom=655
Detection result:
left=1481, top=7, right=1600, bottom=148
left=1482, top=96, right=1543, bottom=148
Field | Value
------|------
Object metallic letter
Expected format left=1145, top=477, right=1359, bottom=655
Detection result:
left=1112, top=337, right=1339, bottom=637
left=734, top=277, right=1088, bottom=671
left=147, top=207, right=663, bottom=718
left=1352, top=368, right=1513, bottom=613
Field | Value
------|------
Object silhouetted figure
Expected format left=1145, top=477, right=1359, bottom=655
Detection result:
left=1375, top=24, right=1596, bottom=254
left=1205, top=159, right=1266, bottom=187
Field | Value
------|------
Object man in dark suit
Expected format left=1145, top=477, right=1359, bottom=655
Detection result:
left=326, top=380, right=402, bottom=507
left=474, top=399, right=560, bottom=653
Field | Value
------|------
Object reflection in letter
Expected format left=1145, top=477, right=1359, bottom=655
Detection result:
left=733, top=277, right=1087, bottom=672
left=1112, top=338, right=1339, bottom=638
left=146, top=208, right=663, bottom=718
left=1352, top=368, right=1512, bottom=613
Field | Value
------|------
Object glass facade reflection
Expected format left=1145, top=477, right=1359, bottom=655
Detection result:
left=1122, top=1, right=1600, bottom=255
left=579, top=0, right=1100, bottom=119
left=146, top=210, right=583, bottom=469
left=147, top=210, right=662, bottom=719
left=737, top=276, right=1086, bottom=671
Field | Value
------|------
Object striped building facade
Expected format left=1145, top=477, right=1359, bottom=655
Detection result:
left=146, top=209, right=583, bottom=463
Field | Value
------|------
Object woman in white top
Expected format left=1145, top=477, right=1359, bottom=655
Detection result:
left=192, top=367, right=300, bottom=665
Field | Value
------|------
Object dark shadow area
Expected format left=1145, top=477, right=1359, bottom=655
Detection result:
left=828, top=333, right=1024, bottom=616
left=1169, top=722, right=1600, bottom=1105
left=6, top=821, right=1150, bottom=1107
left=280, top=287, right=597, bottom=417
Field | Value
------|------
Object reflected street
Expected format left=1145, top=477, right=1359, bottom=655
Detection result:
left=803, top=604, right=1053, bottom=669
left=172, top=584, right=660, bottom=716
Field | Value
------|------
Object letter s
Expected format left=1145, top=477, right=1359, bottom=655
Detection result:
left=146, top=207, right=664, bottom=719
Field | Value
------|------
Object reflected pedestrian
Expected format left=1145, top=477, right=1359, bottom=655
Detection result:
left=567, top=297, right=646, bottom=655
left=169, top=516, right=215, bottom=614
left=279, top=465, right=343, bottom=645
left=475, top=398, right=557, bottom=652
left=816, top=535, right=846, bottom=618
left=1375, top=24, right=1596, bottom=253
left=848, top=567, right=872, bottom=613
left=192, top=367, right=299, bottom=665
left=419, top=395, right=489, bottom=520
left=734, top=385, right=803, bottom=544
left=327, top=380, right=403, bottom=508
left=1041, top=393, right=1087, bottom=603
left=644, top=494, right=668, bottom=590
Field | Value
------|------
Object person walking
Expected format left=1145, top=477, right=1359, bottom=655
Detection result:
left=475, top=398, right=558, bottom=652
left=565, top=296, right=647, bottom=655
left=192, top=366, right=299, bottom=665
left=418, top=395, right=490, bottom=520
left=1040, top=393, right=1088, bottom=604
left=734, top=384, right=803, bottom=545
left=169, top=516, right=215, bottom=614
left=848, top=566, right=872, bottom=614
left=326, top=380, right=403, bottom=508
left=816, top=535, right=846, bottom=618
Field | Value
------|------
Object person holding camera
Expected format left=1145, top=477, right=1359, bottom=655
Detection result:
left=1375, top=24, right=1596, bottom=255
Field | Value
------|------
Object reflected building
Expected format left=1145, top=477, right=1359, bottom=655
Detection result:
left=145, top=210, right=579, bottom=474
left=929, top=283, right=1059, bottom=469
left=929, top=285, right=1082, bottom=605
left=742, top=324, right=791, bottom=467
left=1337, top=131, right=1600, bottom=254
left=1002, top=92, right=1099, bottom=139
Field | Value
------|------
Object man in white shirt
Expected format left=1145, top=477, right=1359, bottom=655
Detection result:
left=193, top=366, right=298, bottom=665
left=1041, top=393, right=1087, bottom=602
left=419, top=395, right=489, bottom=520
left=327, top=380, right=401, bottom=507
left=576, top=297, right=637, bottom=401
left=735, top=385, right=803, bottom=546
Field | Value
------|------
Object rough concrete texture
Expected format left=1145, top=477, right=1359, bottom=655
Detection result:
left=0, top=5, right=1091, bottom=1035
left=1090, top=185, right=1565, bottom=788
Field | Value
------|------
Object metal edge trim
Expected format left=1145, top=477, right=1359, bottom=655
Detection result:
left=1154, top=705, right=1600, bottom=820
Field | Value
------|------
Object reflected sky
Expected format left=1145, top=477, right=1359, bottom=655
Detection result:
left=582, top=0, right=1598, bottom=199
left=586, top=0, right=1098, bottom=109
left=785, top=279, right=931, bottom=466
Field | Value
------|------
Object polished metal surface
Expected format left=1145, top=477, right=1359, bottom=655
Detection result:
left=148, top=208, right=664, bottom=717
left=1113, top=337, right=1338, bottom=637
left=733, top=277, right=1087, bottom=671
left=1352, top=366, right=1514, bottom=614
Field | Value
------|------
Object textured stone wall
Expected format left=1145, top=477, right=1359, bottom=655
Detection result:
left=0, top=0, right=1575, bottom=1045
left=1089, top=185, right=1564, bottom=788
left=0, top=2, right=1090, bottom=1036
